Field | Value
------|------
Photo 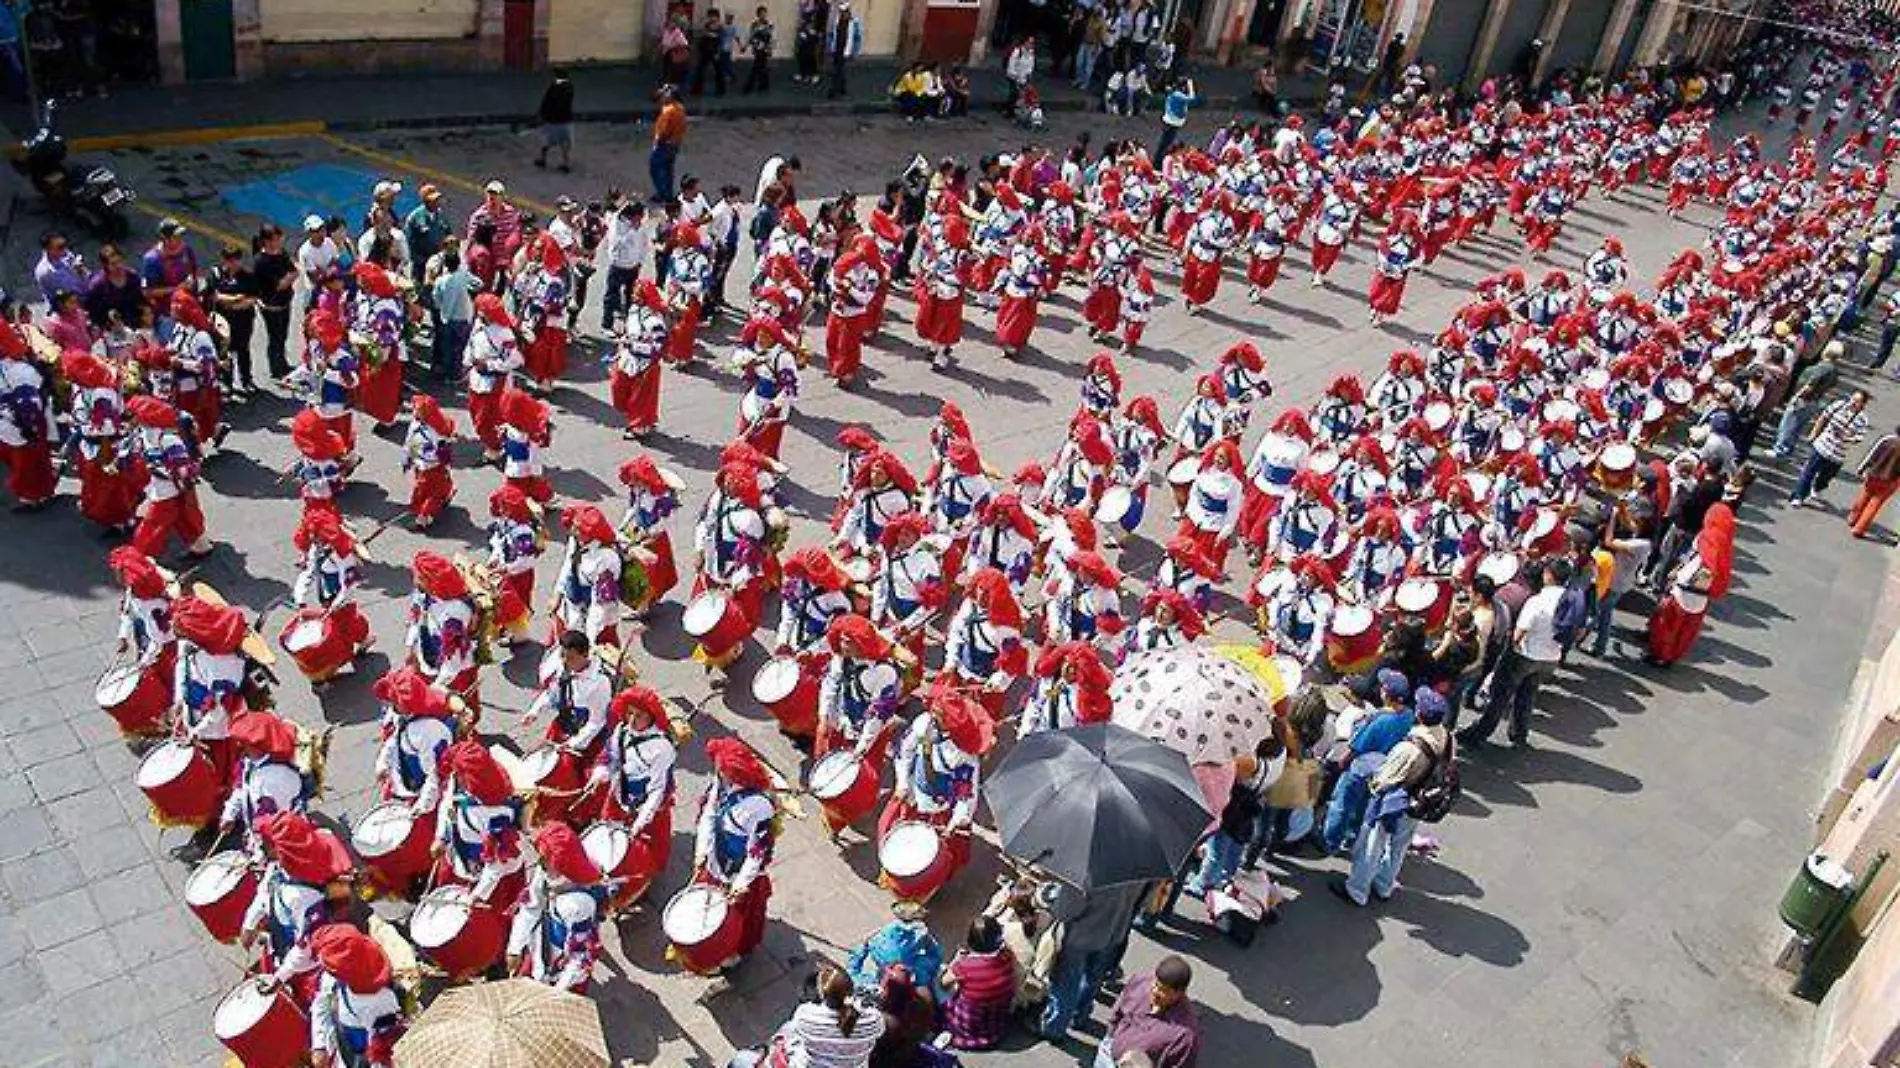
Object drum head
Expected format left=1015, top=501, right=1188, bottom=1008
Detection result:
left=808, top=751, right=861, bottom=799
left=1462, top=471, right=1493, bottom=502
left=1423, top=401, right=1453, bottom=430
left=683, top=592, right=730, bottom=636
left=525, top=747, right=562, bottom=785
left=1395, top=579, right=1439, bottom=612
left=1271, top=655, right=1304, bottom=698
left=751, top=657, right=803, bottom=704
left=582, top=822, right=632, bottom=872
left=1663, top=378, right=1694, bottom=404
left=1254, top=568, right=1292, bottom=600
left=1582, top=367, right=1611, bottom=391
left=136, top=742, right=196, bottom=789
left=1543, top=399, right=1580, bottom=423
left=879, top=821, right=941, bottom=879
left=1096, top=486, right=1134, bottom=524
left=1600, top=442, right=1637, bottom=471
left=1167, top=457, right=1202, bottom=485
left=352, top=804, right=415, bottom=857
left=1331, top=604, right=1375, bottom=636
left=285, top=619, right=325, bottom=652
left=1528, top=509, right=1559, bottom=540
left=1306, top=449, right=1341, bottom=476
left=1642, top=397, right=1667, bottom=422
left=411, top=887, right=474, bottom=948
left=660, top=467, right=687, bottom=492
left=1477, top=551, right=1521, bottom=585
left=213, top=982, right=276, bottom=1040
left=95, top=664, right=141, bottom=705
left=186, top=852, right=251, bottom=906
left=1497, top=426, right=1527, bottom=452
left=664, top=886, right=730, bottom=943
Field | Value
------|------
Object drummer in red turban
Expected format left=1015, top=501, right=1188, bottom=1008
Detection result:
left=683, top=738, right=779, bottom=970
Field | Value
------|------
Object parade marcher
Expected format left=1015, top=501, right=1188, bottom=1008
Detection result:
left=1022, top=640, right=1113, bottom=735
left=171, top=594, right=256, bottom=789
left=816, top=614, right=906, bottom=772
left=943, top=566, right=1031, bottom=718
left=916, top=214, right=969, bottom=370
left=617, top=456, right=683, bottom=616
left=219, top=710, right=313, bottom=853
left=871, top=512, right=949, bottom=667
left=406, top=551, right=483, bottom=702
left=691, top=462, right=773, bottom=671
left=128, top=395, right=213, bottom=558
left=879, top=688, right=993, bottom=899
left=609, top=281, right=671, bottom=439
left=734, top=311, right=800, bottom=458
left=826, top=235, right=884, bottom=387
left=104, top=546, right=175, bottom=736
left=507, top=823, right=611, bottom=991
left=775, top=546, right=855, bottom=655
left=1367, top=213, right=1421, bottom=325
left=466, top=294, right=525, bottom=461
left=518, top=237, right=572, bottom=390
left=63, top=349, right=143, bottom=531
left=523, top=629, right=618, bottom=825
left=290, top=407, right=352, bottom=523
left=307, top=924, right=408, bottom=1068
left=434, top=739, right=527, bottom=907
left=994, top=227, right=1050, bottom=359
left=402, top=395, right=456, bottom=528
left=550, top=504, right=624, bottom=649
left=961, top=493, right=1039, bottom=592
left=685, top=738, right=780, bottom=970
left=167, top=289, right=226, bottom=452
left=1255, top=552, right=1337, bottom=666
left=1177, top=440, right=1245, bottom=573
left=584, top=685, right=679, bottom=902
left=0, top=321, right=55, bottom=510
left=282, top=509, right=374, bottom=684
left=837, top=448, right=920, bottom=561
left=1123, top=587, right=1208, bottom=660
left=1043, top=549, right=1124, bottom=646
left=499, top=388, right=554, bottom=504
left=348, top=262, right=409, bottom=429
left=1179, top=193, right=1237, bottom=312
left=664, top=222, right=713, bottom=363
left=1646, top=502, right=1736, bottom=666
left=242, top=811, right=355, bottom=1002
left=371, top=667, right=457, bottom=859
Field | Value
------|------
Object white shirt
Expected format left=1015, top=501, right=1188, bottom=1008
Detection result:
left=606, top=214, right=651, bottom=270
left=1514, top=586, right=1565, bottom=663
left=297, top=236, right=338, bottom=281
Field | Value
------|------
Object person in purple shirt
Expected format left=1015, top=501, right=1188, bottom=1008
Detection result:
left=140, top=217, right=199, bottom=331
left=83, top=244, right=145, bottom=330
left=1098, top=956, right=1201, bottom=1068
left=33, top=232, right=85, bottom=306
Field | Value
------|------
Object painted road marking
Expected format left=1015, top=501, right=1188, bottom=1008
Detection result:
left=127, top=199, right=249, bottom=251
left=221, top=162, right=421, bottom=237
left=317, top=133, right=557, bottom=216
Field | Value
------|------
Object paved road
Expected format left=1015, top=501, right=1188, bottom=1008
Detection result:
left=0, top=100, right=1891, bottom=1068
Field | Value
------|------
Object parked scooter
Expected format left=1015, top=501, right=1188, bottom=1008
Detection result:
left=12, top=100, right=133, bottom=240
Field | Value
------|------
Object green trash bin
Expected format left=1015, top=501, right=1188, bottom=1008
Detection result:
left=1781, top=853, right=1855, bottom=937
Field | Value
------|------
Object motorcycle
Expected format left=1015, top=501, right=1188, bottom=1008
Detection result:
left=12, top=100, right=133, bottom=240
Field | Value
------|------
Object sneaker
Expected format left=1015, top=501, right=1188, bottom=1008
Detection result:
left=1327, top=879, right=1365, bottom=906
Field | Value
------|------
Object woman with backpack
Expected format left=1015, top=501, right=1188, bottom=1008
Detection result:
left=1330, top=688, right=1454, bottom=907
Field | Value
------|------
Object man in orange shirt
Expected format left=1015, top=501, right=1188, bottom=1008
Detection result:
left=651, top=86, right=687, bottom=202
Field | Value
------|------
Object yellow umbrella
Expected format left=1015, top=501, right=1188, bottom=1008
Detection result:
left=394, top=980, right=609, bottom=1068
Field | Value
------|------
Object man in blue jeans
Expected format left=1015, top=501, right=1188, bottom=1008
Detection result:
left=650, top=87, right=687, bottom=202
left=1039, top=882, right=1146, bottom=1038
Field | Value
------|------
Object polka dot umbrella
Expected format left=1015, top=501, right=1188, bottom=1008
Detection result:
left=1109, top=642, right=1298, bottom=766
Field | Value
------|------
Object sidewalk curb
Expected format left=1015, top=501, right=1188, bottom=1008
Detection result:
left=62, top=93, right=1250, bottom=152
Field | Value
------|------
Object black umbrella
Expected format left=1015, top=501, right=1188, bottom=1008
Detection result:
left=982, top=723, right=1213, bottom=891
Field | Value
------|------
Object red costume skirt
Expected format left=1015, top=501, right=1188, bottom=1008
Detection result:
left=525, top=325, right=568, bottom=385
left=1246, top=255, right=1282, bottom=290
left=1181, top=256, right=1221, bottom=306
left=410, top=466, right=454, bottom=523
left=1, top=440, right=56, bottom=505
left=1368, top=273, right=1408, bottom=315
left=914, top=291, right=965, bottom=346
left=611, top=365, right=662, bottom=432
left=1175, top=521, right=1232, bottom=575
left=506, top=473, right=552, bottom=504
left=742, top=414, right=786, bottom=460
left=176, top=386, right=221, bottom=441
left=1083, top=285, right=1121, bottom=332
left=357, top=358, right=403, bottom=425
left=1310, top=239, right=1345, bottom=275
left=1236, top=484, right=1283, bottom=551
left=666, top=302, right=701, bottom=363
left=638, top=530, right=681, bottom=608
left=996, top=294, right=1039, bottom=350
left=1645, top=596, right=1707, bottom=665
left=133, top=491, right=207, bottom=556
left=826, top=312, right=868, bottom=382
left=468, top=391, right=504, bottom=452
left=496, top=570, right=535, bottom=635
left=77, top=453, right=145, bottom=527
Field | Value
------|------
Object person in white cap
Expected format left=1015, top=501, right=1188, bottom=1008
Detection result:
left=296, top=215, right=338, bottom=289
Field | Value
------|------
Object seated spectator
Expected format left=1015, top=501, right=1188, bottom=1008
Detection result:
left=847, top=903, right=946, bottom=996
left=943, top=65, right=971, bottom=117
left=942, top=915, right=1016, bottom=1050
left=984, top=880, right=1058, bottom=1012
left=892, top=62, right=930, bottom=120
left=738, top=964, right=884, bottom=1068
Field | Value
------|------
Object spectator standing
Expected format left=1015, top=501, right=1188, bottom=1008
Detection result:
left=1006, top=37, right=1036, bottom=111
left=1155, top=76, right=1201, bottom=159
left=1791, top=388, right=1872, bottom=507
left=141, top=217, right=199, bottom=333
left=1870, top=290, right=1900, bottom=374
left=1849, top=423, right=1900, bottom=538
left=204, top=244, right=258, bottom=395
left=34, top=231, right=84, bottom=307
left=535, top=69, right=576, bottom=171
left=431, top=252, right=478, bottom=381
left=250, top=225, right=296, bottom=380
left=1331, top=693, right=1451, bottom=907
left=43, top=289, right=92, bottom=353
left=692, top=8, right=725, bottom=96
left=1773, top=339, right=1841, bottom=456
left=651, top=87, right=688, bottom=202
left=795, top=0, right=827, bottom=84
left=1096, top=957, right=1201, bottom=1068
left=1039, top=882, right=1147, bottom=1037
left=403, top=185, right=451, bottom=288
left=825, top=0, right=862, bottom=99
left=1458, top=559, right=1569, bottom=748
left=602, top=199, right=650, bottom=329
left=660, top=14, right=691, bottom=85
left=1591, top=503, right=1654, bottom=657
left=719, top=11, right=740, bottom=92
left=744, top=5, right=775, bottom=93
left=467, top=180, right=524, bottom=262
left=706, top=184, right=744, bottom=317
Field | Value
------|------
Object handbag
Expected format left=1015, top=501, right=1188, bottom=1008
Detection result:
left=1262, top=756, right=1322, bottom=810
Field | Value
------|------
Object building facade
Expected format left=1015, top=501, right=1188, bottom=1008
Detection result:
left=144, top=0, right=1766, bottom=82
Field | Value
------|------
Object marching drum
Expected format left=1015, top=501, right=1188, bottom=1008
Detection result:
left=94, top=660, right=165, bottom=736
left=1581, top=366, right=1612, bottom=391
left=1594, top=442, right=1639, bottom=488
left=582, top=821, right=653, bottom=909
left=1325, top=604, right=1381, bottom=674
left=1393, top=577, right=1450, bottom=633
left=879, top=820, right=953, bottom=902
left=137, top=741, right=222, bottom=828
left=1095, top=485, right=1141, bottom=531
left=411, top=885, right=506, bottom=980
left=521, top=745, right=581, bottom=825
left=276, top=607, right=339, bottom=681
left=1661, top=377, right=1696, bottom=409
left=185, top=851, right=257, bottom=943
left=664, top=884, right=744, bottom=975
left=1521, top=508, right=1562, bottom=553
left=807, top=750, right=879, bottom=833
left=1541, top=398, right=1580, bottom=424
left=684, top=590, right=750, bottom=662
left=214, top=980, right=309, bottom=1068
left=1252, top=566, right=1293, bottom=603
left=1495, top=425, right=1527, bottom=455
left=751, top=655, right=821, bottom=738
left=351, top=802, right=435, bottom=898
left=1476, top=551, right=1522, bottom=588
left=1422, top=400, right=1454, bottom=433
left=1166, top=457, right=1201, bottom=511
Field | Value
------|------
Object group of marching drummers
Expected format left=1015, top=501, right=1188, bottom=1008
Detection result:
left=19, top=44, right=1895, bottom=1067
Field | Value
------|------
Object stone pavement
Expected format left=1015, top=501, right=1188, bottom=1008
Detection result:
left=0, top=98, right=1891, bottom=1068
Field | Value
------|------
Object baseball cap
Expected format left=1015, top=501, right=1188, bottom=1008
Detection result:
left=1376, top=669, right=1411, bottom=702
left=420, top=183, right=442, bottom=202
left=373, top=180, right=403, bottom=199
left=485, top=180, right=507, bottom=195
left=303, top=214, right=326, bottom=231
left=156, top=217, right=185, bottom=238
left=556, top=195, right=579, bottom=212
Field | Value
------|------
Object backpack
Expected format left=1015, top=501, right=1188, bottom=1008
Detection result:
left=1405, top=735, right=1460, bottom=823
